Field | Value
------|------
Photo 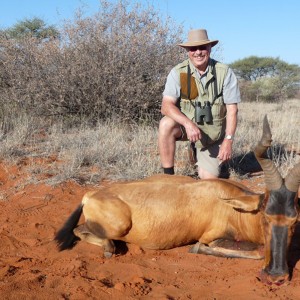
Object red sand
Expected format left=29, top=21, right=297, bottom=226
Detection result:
left=0, top=162, right=299, bottom=300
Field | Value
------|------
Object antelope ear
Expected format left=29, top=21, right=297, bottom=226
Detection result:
left=221, top=194, right=265, bottom=212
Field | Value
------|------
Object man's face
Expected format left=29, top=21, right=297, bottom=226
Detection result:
left=187, top=44, right=211, bottom=71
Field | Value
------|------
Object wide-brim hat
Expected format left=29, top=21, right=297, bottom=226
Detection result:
left=178, top=29, right=219, bottom=48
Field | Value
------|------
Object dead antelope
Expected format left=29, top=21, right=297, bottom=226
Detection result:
left=55, top=116, right=300, bottom=285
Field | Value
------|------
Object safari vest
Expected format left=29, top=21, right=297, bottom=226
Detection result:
left=176, top=58, right=228, bottom=149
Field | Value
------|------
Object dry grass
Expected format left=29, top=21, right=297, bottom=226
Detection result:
left=234, top=99, right=300, bottom=177
left=0, top=99, right=299, bottom=185
left=0, top=119, right=163, bottom=185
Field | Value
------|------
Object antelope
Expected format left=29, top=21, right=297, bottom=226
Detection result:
left=55, top=116, right=300, bottom=285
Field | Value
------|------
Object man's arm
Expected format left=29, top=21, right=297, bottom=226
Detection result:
left=217, top=103, right=238, bottom=161
left=161, top=95, right=201, bottom=142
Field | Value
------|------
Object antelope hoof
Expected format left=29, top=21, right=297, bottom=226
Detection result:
left=189, top=242, right=200, bottom=254
left=104, top=251, right=113, bottom=258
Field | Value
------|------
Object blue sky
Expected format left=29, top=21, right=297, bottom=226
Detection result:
left=1, top=0, right=299, bottom=65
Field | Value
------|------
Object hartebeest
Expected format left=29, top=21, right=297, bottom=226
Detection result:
left=55, top=116, right=300, bottom=285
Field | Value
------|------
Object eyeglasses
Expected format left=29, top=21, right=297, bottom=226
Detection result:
left=188, top=45, right=209, bottom=52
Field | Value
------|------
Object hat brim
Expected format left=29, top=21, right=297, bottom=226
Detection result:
left=178, top=40, right=219, bottom=48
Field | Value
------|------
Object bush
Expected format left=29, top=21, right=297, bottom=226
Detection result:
left=0, top=0, right=185, bottom=127
left=239, top=76, right=299, bottom=103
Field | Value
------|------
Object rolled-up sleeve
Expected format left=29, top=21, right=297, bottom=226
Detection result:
left=162, top=68, right=181, bottom=99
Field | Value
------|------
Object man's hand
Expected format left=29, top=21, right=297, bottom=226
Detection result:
left=184, top=120, right=202, bottom=142
left=217, top=139, right=233, bottom=162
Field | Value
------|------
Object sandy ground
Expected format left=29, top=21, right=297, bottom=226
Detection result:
left=0, top=162, right=300, bottom=300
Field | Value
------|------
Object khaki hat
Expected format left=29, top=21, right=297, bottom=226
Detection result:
left=178, top=29, right=218, bottom=48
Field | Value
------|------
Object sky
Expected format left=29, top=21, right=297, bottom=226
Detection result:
left=1, top=0, right=299, bottom=65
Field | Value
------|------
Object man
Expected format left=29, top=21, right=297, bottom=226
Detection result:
left=158, top=29, right=241, bottom=179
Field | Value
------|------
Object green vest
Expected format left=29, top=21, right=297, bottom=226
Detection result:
left=176, top=58, right=228, bottom=149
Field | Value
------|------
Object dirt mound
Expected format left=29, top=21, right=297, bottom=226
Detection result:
left=0, top=163, right=299, bottom=299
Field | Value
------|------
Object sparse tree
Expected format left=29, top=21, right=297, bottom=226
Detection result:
left=1, top=17, right=59, bottom=40
left=230, top=56, right=300, bottom=102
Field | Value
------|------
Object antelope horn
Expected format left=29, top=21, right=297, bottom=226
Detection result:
left=254, top=115, right=283, bottom=190
left=285, top=162, right=300, bottom=193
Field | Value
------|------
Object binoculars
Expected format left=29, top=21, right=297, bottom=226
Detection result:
left=195, top=101, right=213, bottom=124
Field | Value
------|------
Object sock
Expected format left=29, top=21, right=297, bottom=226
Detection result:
left=163, top=167, right=174, bottom=175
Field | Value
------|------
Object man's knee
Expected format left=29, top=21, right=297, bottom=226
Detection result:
left=198, top=166, right=219, bottom=179
left=159, top=116, right=181, bottom=138
left=159, top=116, right=175, bottom=131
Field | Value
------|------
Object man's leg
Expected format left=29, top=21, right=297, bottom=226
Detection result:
left=158, top=116, right=182, bottom=174
left=198, top=167, right=218, bottom=179
left=197, top=141, right=222, bottom=179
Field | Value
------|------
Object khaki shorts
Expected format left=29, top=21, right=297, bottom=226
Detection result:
left=177, top=125, right=222, bottom=177
left=196, top=141, right=222, bottom=177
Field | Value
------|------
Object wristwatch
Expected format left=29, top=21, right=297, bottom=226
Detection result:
left=225, top=134, right=234, bottom=141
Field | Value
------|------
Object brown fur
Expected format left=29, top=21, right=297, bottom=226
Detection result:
left=75, top=175, right=265, bottom=250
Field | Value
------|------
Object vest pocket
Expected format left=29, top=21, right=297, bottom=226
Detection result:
left=180, top=99, right=196, bottom=121
left=211, top=96, right=226, bottom=118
